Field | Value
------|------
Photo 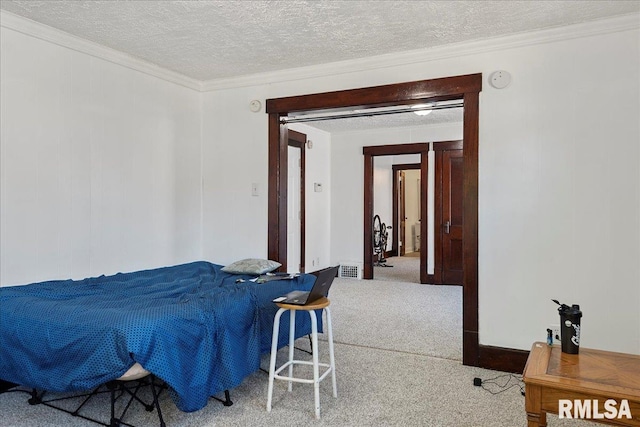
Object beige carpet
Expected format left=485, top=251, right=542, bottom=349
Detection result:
left=374, top=255, right=422, bottom=284
left=326, top=276, right=462, bottom=361
left=0, top=275, right=597, bottom=427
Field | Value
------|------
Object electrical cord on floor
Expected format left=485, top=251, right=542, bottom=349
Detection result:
left=473, top=374, right=525, bottom=396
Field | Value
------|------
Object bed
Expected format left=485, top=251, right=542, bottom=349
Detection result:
left=0, top=261, right=319, bottom=413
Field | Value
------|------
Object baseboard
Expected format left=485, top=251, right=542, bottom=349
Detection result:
left=0, top=379, right=18, bottom=393
left=477, top=344, right=530, bottom=374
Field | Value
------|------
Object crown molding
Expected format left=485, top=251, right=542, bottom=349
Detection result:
left=201, top=12, right=640, bottom=92
left=1, top=9, right=637, bottom=94
left=0, top=10, right=202, bottom=91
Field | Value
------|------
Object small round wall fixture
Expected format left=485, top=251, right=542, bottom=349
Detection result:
left=489, top=70, right=511, bottom=89
left=307, top=140, right=313, bottom=149
left=249, top=100, right=262, bottom=112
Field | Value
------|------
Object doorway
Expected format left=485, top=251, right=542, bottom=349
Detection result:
left=287, top=130, right=306, bottom=273
left=266, top=74, right=482, bottom=367
left=392, top=163, right=421, bottom=258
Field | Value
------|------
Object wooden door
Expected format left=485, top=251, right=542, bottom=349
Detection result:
left=287, top=130, right=306, bottom=273
left=427, top=140, right=463, bottom=286
left=441, top=150, right=463, bottom=284
left=399, top=171, right=406, bottom=256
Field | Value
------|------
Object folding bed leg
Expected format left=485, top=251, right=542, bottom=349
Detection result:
left=212, top=389, right=233, bottom=406
left=27, top=388, right=43, bottom=405
left=149, top=377, right=166, bottom=427
left=223, top=390, right=233, bottom=406
left=108, top=381, right=120, bottom=427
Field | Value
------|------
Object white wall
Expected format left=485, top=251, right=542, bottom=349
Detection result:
left=0, top=27, right=202, bottom=286
left=2, top=15, right=638, bottom=355
left=373, top=156, right=393, bottom=251
left=288, top=124, right=331, bottom=273
left=201, top=25, right=640, bottom=354
left=200, top=85, right=270, bottom=264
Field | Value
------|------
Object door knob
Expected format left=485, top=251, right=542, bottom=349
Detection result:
left=444, top=221, right=450, bottom=234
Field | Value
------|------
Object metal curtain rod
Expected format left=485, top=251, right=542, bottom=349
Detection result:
left=281, top=102, right=464, bottom=124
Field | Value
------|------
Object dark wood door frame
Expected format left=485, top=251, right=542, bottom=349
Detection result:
left=392, top=163, right=421, bottom=257
left=266, top=73, right=491, bottom=369
left=288, top=129, right=306, bottom=273
left=366, top=145, right=429, bottom=284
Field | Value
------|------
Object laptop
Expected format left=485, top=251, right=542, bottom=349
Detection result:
left=272, top=266, right=339, bottom=305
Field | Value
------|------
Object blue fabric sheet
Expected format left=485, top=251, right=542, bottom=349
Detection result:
left=0, top=261, right=317, bottom=412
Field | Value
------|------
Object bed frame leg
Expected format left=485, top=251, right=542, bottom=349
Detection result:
left=223, top=390, right=232, bottom=406
left=212, top=389, right=233, bottom=406
left=107, top=381, right=120, bottom=427
left=28, top=388, right=43, bottom=405
left=149, top=376, right=166, bottom=427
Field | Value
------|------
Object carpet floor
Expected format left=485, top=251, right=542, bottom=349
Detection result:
left=0, top=274, right=596, bottom=427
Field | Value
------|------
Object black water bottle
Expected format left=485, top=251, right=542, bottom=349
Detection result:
left=553, top=300, right=582, bottom=354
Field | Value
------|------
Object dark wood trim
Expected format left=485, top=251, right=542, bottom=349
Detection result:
left=478, top=345, right=530, bottom=374
left=268, top=114, right=284, bottom=267
left=364, top=143, right=430, bottom=156
left=432, top=139, right=463, bottom=151
left=288, top=129, right=306, bottom=273
left=463, top=330, right=479, bottom=368
left=420, top=153, right=429, bottom=284
left=392, top=163, right=422, bottom=170
left=266, top=73, right=482, bottom=113
left=392, top=168, right=398, bottom=257
left=392, top=163, right=421, bottom=257
left=462, top=91, right=480, bottom=366
left=427, top=150, right=443, bottom=284
left=363, top=153, right=374, bottom=279
left=266, top=73, right=482, bottom=367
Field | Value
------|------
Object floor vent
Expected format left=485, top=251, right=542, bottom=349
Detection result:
left=339, top=263, right=362, bottom=280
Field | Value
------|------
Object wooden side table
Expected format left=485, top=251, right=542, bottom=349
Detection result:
left=523, top=342, right=640, bottom=426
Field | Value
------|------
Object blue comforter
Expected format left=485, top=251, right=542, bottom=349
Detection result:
left=0, top=261, right=316, bottom=412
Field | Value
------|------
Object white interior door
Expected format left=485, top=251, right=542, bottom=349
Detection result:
left=287, top=146, right=301, bottom=274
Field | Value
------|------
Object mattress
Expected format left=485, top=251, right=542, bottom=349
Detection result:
left=0, top=261, right=317, bottom=412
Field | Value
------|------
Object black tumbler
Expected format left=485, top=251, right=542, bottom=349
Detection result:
left=557, top=302, right=582, bottom=354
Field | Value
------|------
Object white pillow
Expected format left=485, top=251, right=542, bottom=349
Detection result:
left=222, top=258, right=282, bottom=275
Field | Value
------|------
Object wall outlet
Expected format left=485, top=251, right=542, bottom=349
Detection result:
left=548, top=324, right=561, bottom=345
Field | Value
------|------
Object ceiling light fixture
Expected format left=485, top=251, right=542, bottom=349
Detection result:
left=411, top=104, right=433, bottom=116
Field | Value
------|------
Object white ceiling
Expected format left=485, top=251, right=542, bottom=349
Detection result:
left=1, top=0, right=638, bottom=82
left=1, top=0, right=638, bottom=132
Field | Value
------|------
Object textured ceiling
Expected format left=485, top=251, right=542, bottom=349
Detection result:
left=1, top=0, right=638, bottom=82
left=1, top=0, right=638, bottom=132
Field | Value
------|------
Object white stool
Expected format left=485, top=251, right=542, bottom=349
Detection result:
left=266, top=297, right=337, bottom=419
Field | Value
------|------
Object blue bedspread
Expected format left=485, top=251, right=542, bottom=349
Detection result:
left=0, top=261, right=316, bottom=412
